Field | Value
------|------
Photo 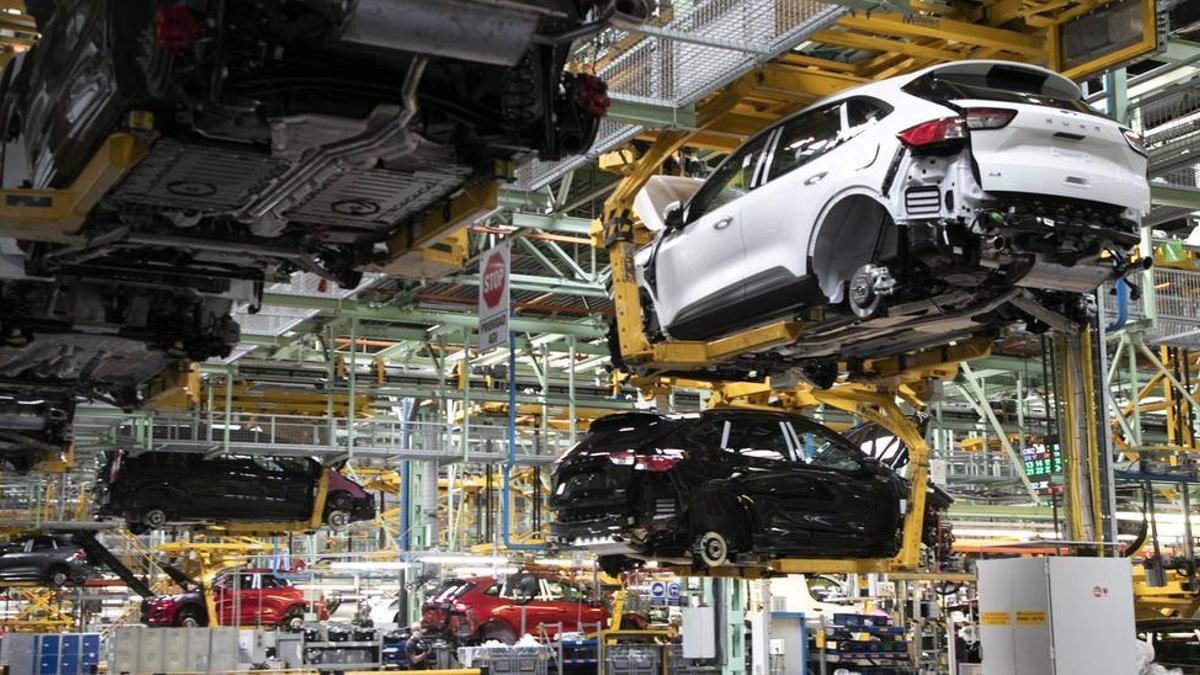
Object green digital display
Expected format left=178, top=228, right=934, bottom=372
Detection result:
left=1021, top=438, right=1062, bottom=494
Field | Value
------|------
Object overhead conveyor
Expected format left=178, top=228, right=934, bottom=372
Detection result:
left=591, top=0, right=1165, bottom=381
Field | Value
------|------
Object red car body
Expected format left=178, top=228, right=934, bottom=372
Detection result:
left=142, top=569, right=327, bottom=628
left=421, top=572, right=608, bottom=643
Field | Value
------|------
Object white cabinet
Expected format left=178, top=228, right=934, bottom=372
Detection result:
left=978, top=557, right=1136, bottom=675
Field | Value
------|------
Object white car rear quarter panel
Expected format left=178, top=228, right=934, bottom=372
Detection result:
left=959, top=99, right=1151, bottom=215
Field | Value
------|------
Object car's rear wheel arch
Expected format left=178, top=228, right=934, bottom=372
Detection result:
left=175, top=603, right=208, bottom=628
left=806, top=192, right=898, bottom=305
left=688, top=482, right=753, bottom=552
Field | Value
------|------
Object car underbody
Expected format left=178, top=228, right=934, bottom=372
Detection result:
left=0, top=0, right=613, bottom=446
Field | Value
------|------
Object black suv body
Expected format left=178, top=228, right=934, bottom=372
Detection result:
left=95, top=451, right=374, bottom=532
left=0, top=535, right=93, bottom=587
left=549, top=409, right=952, bottom=573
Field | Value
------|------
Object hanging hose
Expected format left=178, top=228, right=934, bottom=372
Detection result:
left=1107, top=252, right=1129, bottom=331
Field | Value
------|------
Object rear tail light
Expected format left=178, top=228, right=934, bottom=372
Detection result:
left=634, top=455, right=681, bottom=472
left=607, top=450, right=636, bottom=466
left=897, top=117, right=968, bottom=148
left=606, top=451, right=680, bottom=472
left=1122, top=128, right=1146, bottom=156
left=964, top=107, right=1016, bottom=130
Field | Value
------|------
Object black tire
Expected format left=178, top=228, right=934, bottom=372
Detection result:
left=279, top=605, right=306, bottom=631
left=479, top=621, right=517, bottom=645
left=47, top=565, right=70, bottom=588
left=324, top=492, right=352, bottom=528
left=175, top=604, right=208, bottom=628
left=689, top=494, right=748, bottom=570
left=142, top=508, right=167, bottom=529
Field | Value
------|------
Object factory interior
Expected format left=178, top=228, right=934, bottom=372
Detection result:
left=1, top=0, right=1200, bottom=673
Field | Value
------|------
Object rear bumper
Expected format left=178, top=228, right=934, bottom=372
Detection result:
left=549, top=512, right=642, bottom=556
left=141, top=601, right=176, bottom=626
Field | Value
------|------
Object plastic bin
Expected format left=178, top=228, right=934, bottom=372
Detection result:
left=605, top=643, right=661, bottom=675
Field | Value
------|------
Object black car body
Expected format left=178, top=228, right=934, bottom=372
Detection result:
left=549, top=410, right=952, bottom=573
left=0, top=0, right=616, bottom=448
left=95, top=451, right=375, bottom=532
left=0, top=535, right=93, bottom=587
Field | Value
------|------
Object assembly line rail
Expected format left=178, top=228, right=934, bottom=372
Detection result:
left=86, top=411, right=567, bottom=464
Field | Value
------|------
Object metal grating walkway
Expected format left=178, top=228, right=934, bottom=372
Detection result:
left=514, top=0, right=846, bottom=190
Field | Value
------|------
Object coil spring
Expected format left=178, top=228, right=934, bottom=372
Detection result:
left=501, top=53, right=538, bottom=131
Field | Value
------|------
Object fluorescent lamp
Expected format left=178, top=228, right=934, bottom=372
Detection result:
left=453, top=566, right=518, bottom=576
left=296, top=583, right=362, bottom=591
left=419, top=554, right=509, bottom=565
left=329, top=561, right=412, bottom=571
left=533, top=558, right=577, bottom=567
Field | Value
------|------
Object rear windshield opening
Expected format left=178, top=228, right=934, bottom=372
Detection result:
left=568, top=415, right=676, bottom=456
left=903, top=72, right=1105, bottom=118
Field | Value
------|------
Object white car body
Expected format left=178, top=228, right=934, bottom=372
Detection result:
left=634, top=61, right=1150, bottom=371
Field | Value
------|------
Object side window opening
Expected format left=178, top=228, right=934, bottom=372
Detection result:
left=766, top=103, right=844, bottom=182
left=789, top=420, right=867, bottom=472
left=723, top=419, right=791, bottom=462
left=845, top=98, right=893, bottom=140
left=685, top=134, right=772, bottom=223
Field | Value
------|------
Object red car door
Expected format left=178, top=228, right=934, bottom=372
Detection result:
left=213, top=572, right=263, bottom=626
left=258, top=573, right=299, bottom=625
left=548, top=578, right=606, bottom=633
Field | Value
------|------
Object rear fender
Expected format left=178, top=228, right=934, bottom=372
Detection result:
left=805, top=189, right=898, bottom=304
left=687, top=481, right=754, bottom=546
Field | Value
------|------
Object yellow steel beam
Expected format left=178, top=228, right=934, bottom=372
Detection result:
left=369, top=178, right=499, bottom=278
left=0, top=133, right=146, bottom=243
left=811, top=29, right=972, bottom=63
left=834, top=13, right=1045, bottom=58
left=754, top=64, right=870, bottom=100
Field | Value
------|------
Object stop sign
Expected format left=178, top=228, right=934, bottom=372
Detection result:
left=482, top=251, right=507, bottom=309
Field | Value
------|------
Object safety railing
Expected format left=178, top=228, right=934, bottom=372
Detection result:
left=514, top=0, right=845, bottom=190
left=1131, top=77, right=1200, bottom=208
left=107, top=410, right=573, bottom=463
left=1109, top=266, right=1200, bottom=348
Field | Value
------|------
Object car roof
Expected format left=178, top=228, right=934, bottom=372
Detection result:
left=724, top=60, right=1081, bottom=155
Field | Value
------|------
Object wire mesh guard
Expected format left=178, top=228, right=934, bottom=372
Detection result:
left=457, top=645, right=551, bottom=675
left=515, top=0, right=846, bottom=190
left=1110, top=267, right=1200, bottom=348
left=1134, top=78, right=1200, bottom=198
left=606, top=643, right=663, bottom=675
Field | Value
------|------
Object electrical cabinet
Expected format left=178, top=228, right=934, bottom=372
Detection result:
left=0, top=633, right=101, bottom=675
left=978, top=557, right=1136, bottom=675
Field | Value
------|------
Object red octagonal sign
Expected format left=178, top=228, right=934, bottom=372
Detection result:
left=482, top=251, right=507, bottom=309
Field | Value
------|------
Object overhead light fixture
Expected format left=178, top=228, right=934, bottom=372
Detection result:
left=419, top=554, right=509, bottom=566
left=453, top=566, right=518, bottom=576
left=329, top=561, right=413, bottom=571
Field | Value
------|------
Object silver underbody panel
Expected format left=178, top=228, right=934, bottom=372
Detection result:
left=108, top=136, right=472, bottom=237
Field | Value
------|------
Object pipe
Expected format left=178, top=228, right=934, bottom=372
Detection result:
left=239, top=57, right=429, bottom=223
left=1107, top=278, right=1129, bottom=331
left=502, top=329, right=543, bottom=551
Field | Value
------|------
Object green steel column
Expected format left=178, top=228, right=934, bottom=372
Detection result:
left=568, top=337, right=577, bottom=444
left=1105, top=68, right=1129, bottom=125
left=223, top=367, right=234, bottom=455
left=1129, top=338, right=1142, bottom=444
left=461, top=327, right=472, bottom=462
